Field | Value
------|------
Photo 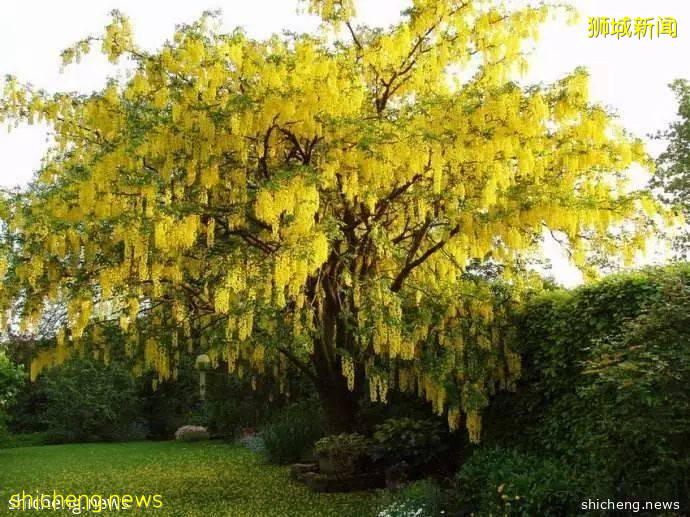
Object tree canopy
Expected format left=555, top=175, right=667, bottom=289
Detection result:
left=653, top=79, right=690, bottom=253
left=0, top=0, right=659, bottom=439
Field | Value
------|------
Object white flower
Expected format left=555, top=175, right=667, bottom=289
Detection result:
left=377, top=502, right=428, bottom=517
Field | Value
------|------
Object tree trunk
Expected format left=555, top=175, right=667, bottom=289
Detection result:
left=311, top=256, right=363, bottom=434
left=310, top=263, right=361, bottom=433
left=317, top=379, right=359, bottom=433
left=312, top=324, right=360, bottom=432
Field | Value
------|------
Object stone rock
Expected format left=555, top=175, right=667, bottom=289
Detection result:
left=174, top=425, right=210, bottom=441
left=290, top=463, right=318, bottom=480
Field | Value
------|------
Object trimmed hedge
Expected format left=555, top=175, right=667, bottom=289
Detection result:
left=475, top=264, right=690, bottom=513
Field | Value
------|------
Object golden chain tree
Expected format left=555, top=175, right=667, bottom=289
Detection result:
left=0, top=0, right=659, bottom=438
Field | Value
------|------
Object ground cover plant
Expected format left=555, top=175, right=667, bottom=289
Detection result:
left=0, top=441, right=384, bottom=516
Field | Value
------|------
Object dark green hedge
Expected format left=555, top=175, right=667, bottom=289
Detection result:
left=9, top=352, right=293, bottom=444
left=469, top=264, right=690, bottom=514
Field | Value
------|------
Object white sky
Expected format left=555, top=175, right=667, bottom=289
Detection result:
left=1, top=0, right=688, bottom=286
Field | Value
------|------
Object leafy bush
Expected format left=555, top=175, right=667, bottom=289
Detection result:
left=139, top=357, right=198, bottom=439
left=573, top=273, right=690, bottom=503
left=0, top=432, right=48, bottom=449
left=35, top=358, right=144, bottom=443
left=0, top=349, right=25, bottom=444
left=260, top=398, right=325, bottom=464
left=0, top=349, right=25, bottom=408
left=10, top=342, right=299, bottom=442
left=238, top=433, right=266, bottom=453
left=453, top=446, right=584, bottom=516
left=371, top=418, right=445, bottom=468
left=203, top=375, right=279, bottom=438
left=314, top=433, right=369, bottom=473
left=482, top=264, right=690, bottom=508
left=378, top=480, right=446, bottom=517
left=141, top=353, right=304, bottom=440
left=140, top=357, right=283, bottom=439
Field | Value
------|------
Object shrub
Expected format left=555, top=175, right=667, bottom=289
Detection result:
left=35, top=358, right=143, bottom=443
left=0, top=432, right=48, bottom=449
left=238, top=433, right=266, bottom=453
left=139, top=358, right=198, bottom=439
left=453, top=446, right=584, bottom=516
left=482, top=264, right=690, bottom=509
left=0, top=349, right=25, bottom=444
left=573, top=273, right=690, bottom=503
left=0, top=417, right=7, bottom=444
left=371, top=418, right=445, bottom=469
left=203, top=375, right=279, bottom=438
left=260, top=398, right=325, bottom=464
left=141, top=358, right=289, bottom=439
left=314, top=433, right=369, bottom=473
left=378, top=480, right=446, bottom=517
left=12, top=346, right=299, bottom=442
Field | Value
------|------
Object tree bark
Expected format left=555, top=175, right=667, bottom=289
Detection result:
left=309, top=261, right=361, bottom=433
left=317, top=377, right=359, bottom=433
left=311, top=321, right=360, bottom=432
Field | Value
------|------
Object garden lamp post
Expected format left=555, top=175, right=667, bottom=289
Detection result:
left=195, top=353, right=211, bottom=400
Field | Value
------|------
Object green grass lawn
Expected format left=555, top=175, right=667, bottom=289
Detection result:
left=0, top=441, right=384, bottom=516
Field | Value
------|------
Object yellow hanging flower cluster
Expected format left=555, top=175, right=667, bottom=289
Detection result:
left=369, top=373, right=388, bottom=403
left=341, top=356, right=355, bottom=391
left=447, top=406, right=461, bottom=432
left=306, top=0, right=355, bottom=23
left=101, top=11, right=134, bottom=63
left=154, top=214, right=200, bottom=252
left=0, top=1, right=663, bottom=443
left=466, top=411, right=482, bottom=444
left=31, top=349, right=57, bottom=381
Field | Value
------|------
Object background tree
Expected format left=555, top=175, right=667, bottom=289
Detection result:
left=0, top=0, right=658, bottom=437
left=653, top=79, right=690, bottom=253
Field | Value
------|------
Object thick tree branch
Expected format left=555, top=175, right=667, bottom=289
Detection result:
left=278, top=346, right=319, bottom=384
left=391, top=224, right=461, bottom=292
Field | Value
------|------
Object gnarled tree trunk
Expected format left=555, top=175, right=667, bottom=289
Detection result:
left=309, top=260, right=363, bottom=433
